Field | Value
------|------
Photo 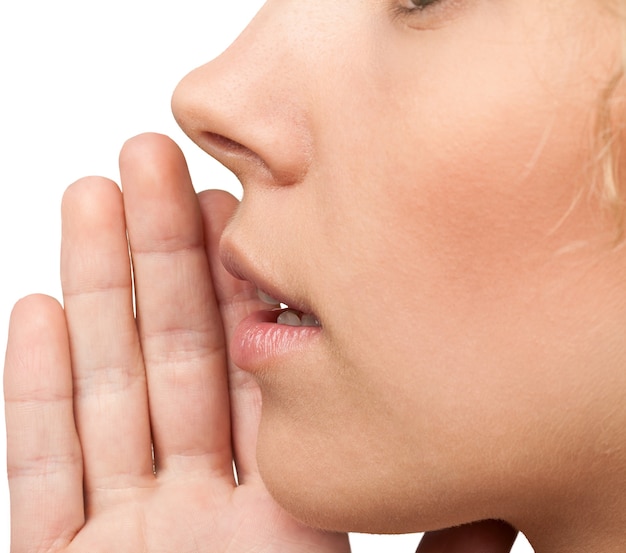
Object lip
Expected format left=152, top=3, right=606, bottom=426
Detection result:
left=221, top=246, right=315, bottom=315
left=230, top=308, right=322, bottom=374
left=221, top=244, right=322, bottom=373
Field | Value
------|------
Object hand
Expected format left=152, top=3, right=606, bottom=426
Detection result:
left=4, top=133, right=350, bottom=553
left=4, top=132, right=518, bottom=553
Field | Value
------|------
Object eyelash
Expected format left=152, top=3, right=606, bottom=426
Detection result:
left=393, top=0, right=443, bottom=16
left=407, top=0, right=441, bottom=9
left=390, top=0, right=461, bottom=28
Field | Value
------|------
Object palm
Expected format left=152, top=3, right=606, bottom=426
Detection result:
left=4, top=134, right=349, bottom=553
left=64, top=480, right=344, bottom=552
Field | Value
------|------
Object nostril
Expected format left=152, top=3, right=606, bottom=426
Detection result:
left=203, top=132, right=254, bottom=157
left=199, top=131, right=269, bottom=174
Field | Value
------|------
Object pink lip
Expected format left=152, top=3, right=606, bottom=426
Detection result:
left=230, top=309, right=322, bottom=373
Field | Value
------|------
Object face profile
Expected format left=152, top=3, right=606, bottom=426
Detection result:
left=4, top=2, right=626, bottom=553
left=173, top=0, right=626, bottom=540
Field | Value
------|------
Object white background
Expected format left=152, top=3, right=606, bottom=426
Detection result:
left=0, top=1, right=532, bottom=551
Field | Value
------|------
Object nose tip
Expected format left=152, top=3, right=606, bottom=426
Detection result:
left=171, top=22, right=313, bottom=189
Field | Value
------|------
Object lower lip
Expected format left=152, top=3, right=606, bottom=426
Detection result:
left=230, top=310, right=322, bottom=373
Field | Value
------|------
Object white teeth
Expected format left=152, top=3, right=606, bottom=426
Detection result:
left=277, top=310, right=302, bottom=326
left=257, top=288, right=320, bottom=327
left=300, top=313, right=321, bottom=327
left=276, top=309, right=321, bottom=328
left=257, top=289, right=281, bottom=305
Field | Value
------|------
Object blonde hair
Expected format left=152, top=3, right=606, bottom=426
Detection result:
left=595, top=1, right=626, bottom=236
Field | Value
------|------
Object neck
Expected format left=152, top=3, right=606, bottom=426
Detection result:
left=517, top=478, right=626, bottom=553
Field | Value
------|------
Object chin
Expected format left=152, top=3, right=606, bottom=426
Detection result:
left=255, top=417, right=493, bottom=535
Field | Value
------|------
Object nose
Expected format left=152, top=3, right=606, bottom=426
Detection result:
left=171, top=4, right=313, bottom=188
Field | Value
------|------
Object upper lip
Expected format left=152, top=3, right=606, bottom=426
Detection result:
left=220, top=243, right=315, bottom=316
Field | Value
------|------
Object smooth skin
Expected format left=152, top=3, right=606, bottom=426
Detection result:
left=171, top=2, right=626, bottom=551
left=4, top=134, right=516, bottom=552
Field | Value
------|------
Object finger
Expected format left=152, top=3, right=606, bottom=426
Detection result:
left=198, top=189, right=267, bottom=484
left=119, top=133, right=233, bottom=479
left=416, top=520, right=518, bottom=553
left=61, top=178, right=154, bottom=498
left=5, top=295, right=84, bottom=552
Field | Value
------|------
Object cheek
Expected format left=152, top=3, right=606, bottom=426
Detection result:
left=321, top=106, right=589, bottom=321
left=317, top=96, right=603, bottom=399
left=285, top=69, right=620, bottom=504
left=348, top=43, right=606, bottom=299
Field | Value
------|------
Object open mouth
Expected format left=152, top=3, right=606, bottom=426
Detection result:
left=257, top=289, right=321, bottom=328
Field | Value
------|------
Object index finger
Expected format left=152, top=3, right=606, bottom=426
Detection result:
left=198, top=189, right=268, bottom=484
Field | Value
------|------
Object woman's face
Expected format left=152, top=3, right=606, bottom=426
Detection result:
left=173, top=0, right=626, bottom=541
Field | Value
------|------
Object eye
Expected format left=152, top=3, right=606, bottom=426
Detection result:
left=391, top=0, right=464, bottom=27
left=392, top=0, right=445, bottom=19
left=401, top=0, right=441, bottom=10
